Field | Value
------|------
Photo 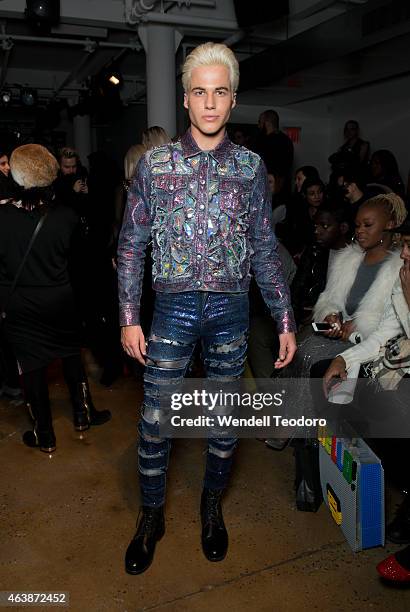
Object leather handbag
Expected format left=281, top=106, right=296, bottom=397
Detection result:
left=367, top=334, right=410, bottom=390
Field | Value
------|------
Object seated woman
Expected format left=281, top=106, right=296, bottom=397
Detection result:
left=316, top=218, right=410, bottom=583
left=313, top=194, right=407, bottom=347
left=281, top=177, right=325, bottom=258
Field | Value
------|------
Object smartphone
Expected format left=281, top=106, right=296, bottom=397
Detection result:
left=312, top=322, right=332, bottom=332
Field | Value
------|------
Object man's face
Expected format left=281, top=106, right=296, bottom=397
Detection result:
left=0, top=155, right=10, bottom=177
left=345, top=122, right=358, bottom=139
left=314, top=212, right=341, bottom=248
left=400, top=235, right=410, bottom=262
left=60, top=157, right=77, bottom=176
left=184, top=64, right=236, bottom=142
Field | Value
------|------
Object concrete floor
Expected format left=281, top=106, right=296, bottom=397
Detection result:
left=1, top=360, right=409, bottom=612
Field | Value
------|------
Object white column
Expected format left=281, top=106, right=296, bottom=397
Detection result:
left=139, top=24, right=182, bottom=139
left=73, top=114, right=92, bottom=169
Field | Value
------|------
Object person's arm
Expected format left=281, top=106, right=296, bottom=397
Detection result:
left=359, top=141, right=369, bottom=164
left=249, top=160, right=296, bottom=367
left=117, top=156, right=152, bottom=364
left=338, top=298, right=404, bottom=371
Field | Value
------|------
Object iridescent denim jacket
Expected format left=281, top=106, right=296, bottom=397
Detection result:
left=117, top=130, right=295, bottom=334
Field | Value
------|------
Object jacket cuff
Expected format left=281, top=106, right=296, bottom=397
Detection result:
left=276, top=310, right=297, bottom=334
left=337, top=348, right=355, bottom=371
left=119, top=304, right=140, bottom=327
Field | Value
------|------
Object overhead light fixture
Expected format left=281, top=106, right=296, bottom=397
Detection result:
left=1, top=89, right=12, bottom=106
left=20, top=87, right=38, bottom=107
left=26, top=0, right=60, bottom=32
left=108, top=74, right=121, bottom=86
left=103, top=64, right=123, bottom=89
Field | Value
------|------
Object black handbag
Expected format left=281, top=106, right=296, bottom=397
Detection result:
left=0, top=212, right=47, bottom=326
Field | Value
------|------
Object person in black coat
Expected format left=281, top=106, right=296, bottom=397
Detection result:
left=0, top=145, right=111, bottom=453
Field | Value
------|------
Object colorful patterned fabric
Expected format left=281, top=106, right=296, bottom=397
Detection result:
left=117, top=130, right=295, bottom=334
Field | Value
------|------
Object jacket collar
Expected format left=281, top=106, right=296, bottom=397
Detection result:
left=180, top=129, right=234, bottom=164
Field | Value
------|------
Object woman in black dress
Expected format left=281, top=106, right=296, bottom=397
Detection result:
left=0, top=144, right=110, bottom=452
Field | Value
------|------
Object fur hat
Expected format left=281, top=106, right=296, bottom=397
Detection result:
left=10, top=144, right=59, bottom=189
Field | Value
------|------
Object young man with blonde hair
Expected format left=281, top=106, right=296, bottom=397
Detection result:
left=118, top=41, right=296, bottom=575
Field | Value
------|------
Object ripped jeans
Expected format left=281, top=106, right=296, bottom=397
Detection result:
left=138, top=291, right=249, bottom=507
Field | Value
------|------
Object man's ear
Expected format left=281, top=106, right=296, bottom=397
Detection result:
left=183, top=92, right=188, bottom=110
left=232, top=93, right=237, bottom=109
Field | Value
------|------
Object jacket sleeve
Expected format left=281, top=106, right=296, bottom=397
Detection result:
left=313, top=246, right=354, bottom=321
left=117, top=156, right=152, bottom=326
left=249, top=160, right=296, bottom=334
left=339, top=290, right=405, bottom=370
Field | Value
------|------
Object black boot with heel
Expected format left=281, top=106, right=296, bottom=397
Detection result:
left=69, top=380, right=111, bottom=431
left=22, top=368, right=56, bottom=453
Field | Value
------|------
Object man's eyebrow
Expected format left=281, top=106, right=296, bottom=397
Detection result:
left=191, top=86, right=230, bottom=91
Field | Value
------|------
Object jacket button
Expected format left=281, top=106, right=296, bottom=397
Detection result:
left=198, top=228, right=203, bottom=235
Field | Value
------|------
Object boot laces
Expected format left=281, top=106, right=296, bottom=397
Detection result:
left=204, top=491, right=222, bottom=524
left=139, top=508, right=161, bottom=538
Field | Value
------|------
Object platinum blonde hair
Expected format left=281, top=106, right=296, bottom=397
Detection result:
left=182, top=42, right=239, bottom=93
left=124, top=144, right=146, bottom=181
left=363, top=193, right=407, bottom=228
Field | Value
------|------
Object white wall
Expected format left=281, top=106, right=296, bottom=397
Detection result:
left=234, top=72, right=410, bottom=185
left=231, top=100, right=333, bottom=180
left=323, top=74, right=410, bottom=182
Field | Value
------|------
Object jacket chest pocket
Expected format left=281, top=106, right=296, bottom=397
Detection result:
left=153, top=175, right=188, bottom=211
left=217, top=178, right=251, bottom=215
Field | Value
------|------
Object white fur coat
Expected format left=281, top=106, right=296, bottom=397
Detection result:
left=313, top=243, right=402, bottom=340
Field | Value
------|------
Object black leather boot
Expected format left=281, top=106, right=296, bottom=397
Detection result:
left=386, top=495, right=410, bottom=544
left=200, top=488, right=228, bottom=562
left=125, top=506, right=165, bottom=575
left=23, top=401, right=56, bottom=453
left=70, top=382, right=111, bottom=431
left=23, top=427, right=56, bottom=453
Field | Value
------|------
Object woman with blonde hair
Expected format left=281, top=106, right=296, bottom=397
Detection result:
left=141, top=126, right=171, bottom=150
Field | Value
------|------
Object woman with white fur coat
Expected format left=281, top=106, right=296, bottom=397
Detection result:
left=298, top=194, right=407, bottom=375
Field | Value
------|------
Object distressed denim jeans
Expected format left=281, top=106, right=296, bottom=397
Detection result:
left=138, top=290, right=249, bottom=507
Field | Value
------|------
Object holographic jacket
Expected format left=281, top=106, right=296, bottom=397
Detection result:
left=117, top=130, right=295, bottom=334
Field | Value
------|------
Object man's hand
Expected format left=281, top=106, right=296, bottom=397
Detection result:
left=323, top=356, right=347, bottom=397
left=400, top=259, right=410, bottom=309
left=274, top=332, right=297, bottom=369
left=121, top=325, right=146, bottom=365
left=73, top=179, right=88, bottom=194
left=73, top=179, right=84, bottom=193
